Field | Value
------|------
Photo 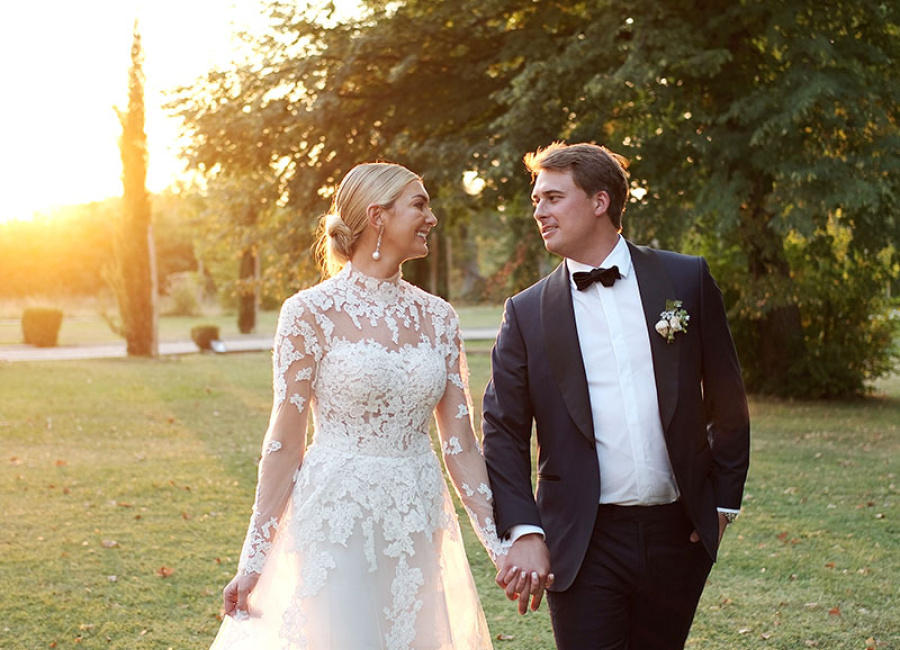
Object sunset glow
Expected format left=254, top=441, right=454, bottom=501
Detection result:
left=0, top=1, right=275, bottom=223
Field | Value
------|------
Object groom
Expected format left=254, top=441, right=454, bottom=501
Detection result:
left=482, top=142, right=750, bottom=650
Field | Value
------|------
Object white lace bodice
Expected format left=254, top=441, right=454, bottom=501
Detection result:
left=237, top=264, right=504, bottom=576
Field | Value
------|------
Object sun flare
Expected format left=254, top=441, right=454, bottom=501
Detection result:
left=0, top=0, right=324, bottom=224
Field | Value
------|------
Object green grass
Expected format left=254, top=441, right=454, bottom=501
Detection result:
left=1, top=356, right=897, bottom=649
left=0, top=306, right=502, bottom=347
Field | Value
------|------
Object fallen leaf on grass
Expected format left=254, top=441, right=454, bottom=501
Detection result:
left=157, top=566, right=175, bottom=578
left=101, top=540, right=119, bottom=549
left=828, top=606, right=841, bottom=616
left=495, top=634, right=515, bottom=641
left=55, top=460, right=67, bottom=467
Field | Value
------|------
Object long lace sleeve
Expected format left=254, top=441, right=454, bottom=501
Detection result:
left=237, top=297, right=320, bottom=575
left=434, top=307, right=507, bottom=564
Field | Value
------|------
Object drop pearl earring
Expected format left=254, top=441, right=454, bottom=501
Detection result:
left=372, top=228, right=383, bottom=261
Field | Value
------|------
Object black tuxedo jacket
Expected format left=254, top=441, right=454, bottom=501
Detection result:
left=482, top=242, right=750, bottom=592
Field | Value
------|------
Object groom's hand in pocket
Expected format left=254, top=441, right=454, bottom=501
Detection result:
left=495, top=534, right=553, bottom=614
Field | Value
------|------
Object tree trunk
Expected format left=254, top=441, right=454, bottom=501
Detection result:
left=237, top=248, right=258, bottom=334
left=738, top=185, right=805, bottom=392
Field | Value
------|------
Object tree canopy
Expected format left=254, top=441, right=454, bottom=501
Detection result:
left=172, top=0, right=900, bottom=397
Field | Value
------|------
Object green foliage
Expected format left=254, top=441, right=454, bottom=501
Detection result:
left=714, top=222, right=899, bottom=398
left=161, top=272, right=203, bottom=317
left=0, top=193, right=201, bottom=303
left=190, top=325, right=221, bottom=351
left=170, top=0, right=900, bottom=395
left=0, top=203, right=116, bottom=297
left=21, top=307, right=63, bottom=347
left=782, top=224, right=898, bottom=397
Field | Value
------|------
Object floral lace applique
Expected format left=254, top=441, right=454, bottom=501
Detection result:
left=231, top=263, right=501, bottom=648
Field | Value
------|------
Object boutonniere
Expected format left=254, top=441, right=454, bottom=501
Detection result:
left=655, top=300, right=690, bottom=344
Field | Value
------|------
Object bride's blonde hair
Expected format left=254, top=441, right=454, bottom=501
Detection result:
left=315, top=162, right=420, bottom=277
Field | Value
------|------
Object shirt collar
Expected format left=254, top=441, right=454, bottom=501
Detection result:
left=567, top=236, right=633, bottom=286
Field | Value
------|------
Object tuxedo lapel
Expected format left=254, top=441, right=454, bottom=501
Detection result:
left=541, top=263, right=594, bottom=442
left=629, top=243, right=679, bottom=433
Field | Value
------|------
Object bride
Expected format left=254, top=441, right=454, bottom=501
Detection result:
left=209, top=162, right=506, bottom=649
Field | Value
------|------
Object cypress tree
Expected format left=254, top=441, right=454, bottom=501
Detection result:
left=113, top=20, right=158, bottom=357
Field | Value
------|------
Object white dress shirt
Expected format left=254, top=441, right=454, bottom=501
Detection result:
left=568, top=236, right=680, bottom=505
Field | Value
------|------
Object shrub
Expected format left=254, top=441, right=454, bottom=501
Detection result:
left=22, top=308, right=64, bottom=347
left=161, top=272, right=202, bottom=317
left=190, top=325, right=220, bottom=352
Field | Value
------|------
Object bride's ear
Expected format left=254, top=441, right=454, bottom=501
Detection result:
left=366, top=204, right=384, bottom=231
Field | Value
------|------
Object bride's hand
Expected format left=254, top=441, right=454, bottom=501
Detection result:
left=223, top=573, right=261, bottom=619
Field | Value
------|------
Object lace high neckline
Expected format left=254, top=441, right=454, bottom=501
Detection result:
left=343, top=263, right=402, bottom=292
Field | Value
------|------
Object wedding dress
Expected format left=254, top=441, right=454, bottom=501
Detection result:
left=209, top=264, right=503, bottom=650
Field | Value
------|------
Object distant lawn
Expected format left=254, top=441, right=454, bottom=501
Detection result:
left=0, top=355, right=897, bottom=650
left=0, top=305, right=503, bottom=347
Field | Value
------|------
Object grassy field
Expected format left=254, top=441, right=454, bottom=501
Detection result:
left=0, top=352, right=897, bottom=650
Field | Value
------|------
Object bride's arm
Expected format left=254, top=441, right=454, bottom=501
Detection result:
left=223, top=297, right=320, bottom=617
left=434, top=306, right=507, bottom=565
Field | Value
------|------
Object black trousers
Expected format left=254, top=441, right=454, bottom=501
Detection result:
left=547, top=502, right=714, bottom=650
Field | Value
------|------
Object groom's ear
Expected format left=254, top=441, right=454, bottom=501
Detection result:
left=593, top=190, right=611, bottom=217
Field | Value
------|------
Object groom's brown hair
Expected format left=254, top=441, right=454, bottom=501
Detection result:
left=524, top=142, right=630, bottom=230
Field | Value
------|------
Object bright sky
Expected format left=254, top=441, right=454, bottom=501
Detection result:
left=0, top=1, right=273, bottom=222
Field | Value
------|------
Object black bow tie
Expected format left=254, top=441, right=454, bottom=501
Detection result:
left=572, top=265, right=621, bottom=290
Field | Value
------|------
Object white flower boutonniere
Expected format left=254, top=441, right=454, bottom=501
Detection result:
left=655, top=300, right=690, bottom=344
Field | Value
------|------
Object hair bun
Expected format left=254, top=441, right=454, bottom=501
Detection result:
left=325, top=212, right=347, bottom=237
left=324, top=212, right=353, bottom=262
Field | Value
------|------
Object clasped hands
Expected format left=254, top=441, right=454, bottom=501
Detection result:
left=495, top=533, right=554, bottom=614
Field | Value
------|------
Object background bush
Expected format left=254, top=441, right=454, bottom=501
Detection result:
left=21, top=307, right=63, bottom=347
left=190, top=325, right=220, bottom=351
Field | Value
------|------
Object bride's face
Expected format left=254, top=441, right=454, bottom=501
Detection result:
left=381, top=180, right=437, bottom=263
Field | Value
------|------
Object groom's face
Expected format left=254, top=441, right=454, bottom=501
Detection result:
left=531, top=169, right=609, bottom=265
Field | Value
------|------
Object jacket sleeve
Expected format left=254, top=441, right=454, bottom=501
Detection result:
left=698, top=257, right=750, bottom=511
left=481, top=297, right=541, bottom=538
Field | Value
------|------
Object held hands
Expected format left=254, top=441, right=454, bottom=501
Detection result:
left=495, top=533, right=554, bottom=615
left=222, top=572, right=261, bottom=619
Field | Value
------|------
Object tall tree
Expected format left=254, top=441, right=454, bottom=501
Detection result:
left=113, top=21, right=158, bottom=356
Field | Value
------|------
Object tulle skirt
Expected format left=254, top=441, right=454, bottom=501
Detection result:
left=209, top=442, right=493, bottom=650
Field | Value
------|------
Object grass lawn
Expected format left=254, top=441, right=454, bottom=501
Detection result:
left=0, top=353, right=897, bottom=650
